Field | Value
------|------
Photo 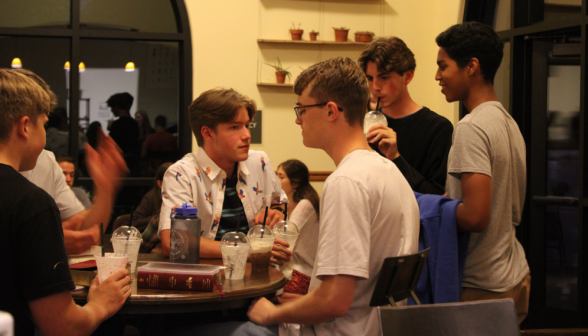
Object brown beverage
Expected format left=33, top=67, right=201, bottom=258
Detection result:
left=249, top=239, right=274, bottom=273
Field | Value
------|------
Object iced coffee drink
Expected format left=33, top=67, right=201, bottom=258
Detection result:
left=248, top=224, right=275, bottom=273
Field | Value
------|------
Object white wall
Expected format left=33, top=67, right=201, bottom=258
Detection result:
left=185, top=0, right=463, bottom=192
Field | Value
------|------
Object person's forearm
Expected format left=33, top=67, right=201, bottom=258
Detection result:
left=80, top=188, right=114, bottom=230
left=269, top=282, right=349, bottom=325
left=63, top=228, right=99, bottom=255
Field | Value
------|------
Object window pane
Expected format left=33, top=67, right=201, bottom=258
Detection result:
left=495, top=42, right=511, bottom=111
left=544, top=0, right=581, bottom=22
left=79, top=39, right=180, bottom=177
left=80, top=0, right=177, bottom=33
left=0, top=0, right=70, bottom=28
left=493, top=0, right=511, bottom=31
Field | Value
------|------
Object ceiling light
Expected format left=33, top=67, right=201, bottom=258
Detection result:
left=125, top=62, right=135, bottom=72
left=11, top=58, right=22, bottom=68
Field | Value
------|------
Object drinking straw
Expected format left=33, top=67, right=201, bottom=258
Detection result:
left=283, top=203, right=288, bottom=233
left=375, top=97, right=380, bottom=112
left=123, top=206, right=135, bottom=257
left=100, top=222, right=104, bottom=257
left=261, top=206, right=269, bottom=238
left=235, top=213, right=241, bottom=246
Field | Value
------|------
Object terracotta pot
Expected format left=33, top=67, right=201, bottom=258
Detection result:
left=355, top=33, right=374, bottom=43
left=309, top=32, right=319, bottom=41
left=334, top=29, right=349, bottom=42
left=276, top=71, right=286, bottom=84
left=290, top=29, right=303, bottom=41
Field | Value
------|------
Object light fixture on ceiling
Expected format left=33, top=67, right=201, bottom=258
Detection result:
left=78, top=62, right=86, bottom=73
left=64, top=61, right=70, bottom=70
left=125, top=62, right=135, bottom=72
left=11, top=58, right=22, bottom=68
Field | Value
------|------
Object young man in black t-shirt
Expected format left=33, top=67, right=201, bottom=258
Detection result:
left=0, top=69, right=131, bottom=336
left=358, top=37, right=454, bottom=195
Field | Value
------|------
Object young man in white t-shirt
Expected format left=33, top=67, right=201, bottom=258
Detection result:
left=246, top=57, right=420, bottom=336
left=435, top=22, right=530, bottom=323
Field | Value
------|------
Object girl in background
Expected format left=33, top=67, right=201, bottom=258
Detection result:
left=135, top=110, right=154, bottom=148
left=276, top=159, right=320, bottom=295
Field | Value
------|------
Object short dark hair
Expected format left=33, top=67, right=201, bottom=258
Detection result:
left=55, top=154, right=76, bottom=166
left=358, top=36, right=416, bottom=75
left=436, top=22, right=504, bottom=83
left=189, top=88, right=256, bottom=147
left=107, top=92, right=134, bottom=110
left=154, top=115, right=167, bottom=128
left=294, top=57, right=370, bottom=127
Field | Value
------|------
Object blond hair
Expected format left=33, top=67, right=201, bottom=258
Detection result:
left=189, top=88, right=256, bottom=146
left=0, top=69, right=52, bottom=141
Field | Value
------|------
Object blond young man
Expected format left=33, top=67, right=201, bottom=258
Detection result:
left=240, top=57, right=420, bottom=336
left=0, top=69, right=131, bottom=336
left=158, top=88, right=290, bottom=263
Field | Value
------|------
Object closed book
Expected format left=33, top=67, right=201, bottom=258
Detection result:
left=137, top=262, right=223, bottom=292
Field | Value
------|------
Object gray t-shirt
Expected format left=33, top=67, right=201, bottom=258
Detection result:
left=446, top=101, right=529, bottom=292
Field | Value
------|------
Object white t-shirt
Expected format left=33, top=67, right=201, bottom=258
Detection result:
left=158, top=148, right=287, bottom=239
left=289, top=199, right=319, bottom=279
left=446, top=101, right=529, bottom=292
left=302, top=150, right=420, bottom=336
left=20, top=150, right=84, bottom=220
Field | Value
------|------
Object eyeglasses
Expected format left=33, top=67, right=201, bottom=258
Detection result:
left=293, top=102, right=343, bottom=120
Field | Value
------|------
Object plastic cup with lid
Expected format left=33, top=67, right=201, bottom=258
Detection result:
left=364, top=110, right=388, bottom=136
left=247, top=224, right=275, bottom=273
left=220, top=231, right=250, bottom=280
left=111, top=226, right=142, bottom=273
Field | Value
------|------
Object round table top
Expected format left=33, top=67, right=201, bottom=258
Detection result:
left=72, top=257, right=286, bottom=314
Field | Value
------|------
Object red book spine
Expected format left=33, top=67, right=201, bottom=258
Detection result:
left=137, top=271, right=219, bottom=292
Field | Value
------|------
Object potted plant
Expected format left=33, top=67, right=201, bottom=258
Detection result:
left=355, top=31, right=375, bottom=43
left=309, top=30, right=319, bottom=41
left=290, top=22, right=303, bottom=41
left=265, top=58, right=291, bottom=84
left=333, top=27, right=350, bottom=42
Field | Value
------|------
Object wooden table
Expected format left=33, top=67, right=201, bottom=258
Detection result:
left=71, top=256, right=286, bottom=315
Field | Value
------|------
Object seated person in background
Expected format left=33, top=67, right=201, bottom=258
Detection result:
left=244, top=57, right=420, bottom=336
left=55, top=154, right=91, bottom=209
left=45, top=107, right=87, bottom=156
left=436, top=22, right=530, bottom=324
left=127, top=162, right=172, bottom=253
left=276, top=159, right=320, bottom=295
left=0, top=68, right=131, bottom=336
left=358, top=37, right=454, bottom=195
left=159, top=88, right=290, bottom=264
left=142, top=115, right=177, bottom=173
left=107, top=92, right=139, bottom=157
left=16, top=69, right=128, bottom=255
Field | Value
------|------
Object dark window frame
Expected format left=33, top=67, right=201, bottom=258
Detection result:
left=0, top=0, right=193, bottom=187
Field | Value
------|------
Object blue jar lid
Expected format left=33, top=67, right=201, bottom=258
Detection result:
left=173, top=203, right=198, bottom=218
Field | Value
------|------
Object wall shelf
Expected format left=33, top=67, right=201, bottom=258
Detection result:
left=257, top=82, right=294, bottom=87
left=258, top=39, right=370, bottom=46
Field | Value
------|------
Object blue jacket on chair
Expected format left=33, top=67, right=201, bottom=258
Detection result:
left=409, top=192, right=469, bottom=305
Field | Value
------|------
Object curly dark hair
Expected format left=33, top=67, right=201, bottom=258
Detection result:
left=436, top=22, right=504, bottom=84
left=358, top=36, right=416, bottom=75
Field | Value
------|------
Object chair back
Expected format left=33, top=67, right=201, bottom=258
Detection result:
left=370, top=248, right=430, bottom=307
left=378, top=298, right=520, bottom=336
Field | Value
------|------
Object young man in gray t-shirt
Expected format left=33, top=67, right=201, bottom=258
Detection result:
left=435, top=22, right=531, bottom=324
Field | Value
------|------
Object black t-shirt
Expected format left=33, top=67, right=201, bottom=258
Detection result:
left=215, top=169, right=248, bottom=241
left=0, top=164, right=74, bottom=336
left=109, top=116, right=140, bottom=155
left=369, top=107, right=454, bottom=195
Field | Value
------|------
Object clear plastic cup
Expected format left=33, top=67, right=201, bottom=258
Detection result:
left=111, top=226, right=142, bottom=273
left=247, top=225, right=275, bottom=273
left=94, top=253, right=128, bottom=283
left=364, top=110, right=388, bottom=136
left=273, top=221, right=299, bottom=279
left=220, top=232, right=250, bottom=280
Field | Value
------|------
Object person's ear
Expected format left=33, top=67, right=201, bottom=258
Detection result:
left=325, top=102, right=340, bottom=121
left=467, top=58, right=480, bottom=76
left=16, top=116, right=30, bottom=140
left=201, top=126, right=214, bottom=142
left=157, top=180, right=163, bottom=189
left=403, top=70, right=415, bottom=85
